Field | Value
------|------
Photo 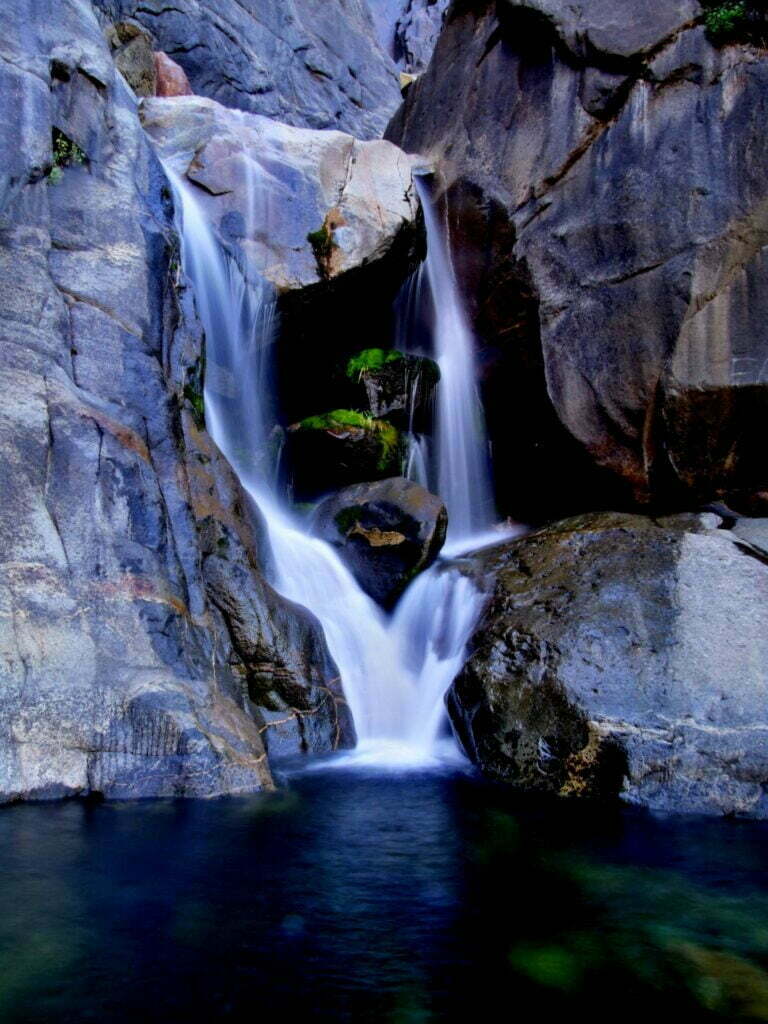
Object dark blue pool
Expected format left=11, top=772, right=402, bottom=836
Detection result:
left=2, top=766, right=768, bottom=1022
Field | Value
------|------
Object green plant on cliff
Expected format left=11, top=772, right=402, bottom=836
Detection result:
left=307, top=222, right=337, bottom=279
left=183, top=356, right=206, bottom=430
left=47, top=127, right=86, bottom=185
left=345, top=348, right=404, bottom=380
left=702, top=1, right=761, bottom=43
left=295, top=409, right=400, bottom=472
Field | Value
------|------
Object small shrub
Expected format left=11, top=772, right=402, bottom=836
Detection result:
left=307, top=222, right=337, bottom=279
left=703, top=1, right=766, bottom=44
left=47, top=127, right=86, bottom=185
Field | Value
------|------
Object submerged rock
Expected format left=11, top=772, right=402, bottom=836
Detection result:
left=447, top=511, right=768, bottom=817
left=287, top=411, right=404, bottom=500
left=388, top=0, right=768, bottom=518
left=313, top=477, right=447, bottom=607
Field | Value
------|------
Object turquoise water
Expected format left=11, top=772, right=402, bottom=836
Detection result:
left=1, top=768, right=768, bottom=1022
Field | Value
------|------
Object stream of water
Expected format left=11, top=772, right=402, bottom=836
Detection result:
left=166, top=157, right=506, bottom=765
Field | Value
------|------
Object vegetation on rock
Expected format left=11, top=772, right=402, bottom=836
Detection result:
left=294, top=408, right=401, bottom=471
left=307, top=222, right=337, bottom=280
left=703, top=1, right=765, bottom=44
left=345, top=348, right=404, bottom=380
left=47, top=127, right=86, bottom=185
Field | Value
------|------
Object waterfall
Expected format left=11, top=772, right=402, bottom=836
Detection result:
left=165, top=156, right=508, bottom=768
left=413, top=173, right=496, bottom=543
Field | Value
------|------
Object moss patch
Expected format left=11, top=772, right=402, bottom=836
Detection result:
left=183, top=356, right=206, bottom=431
left=345, top=348, right=404, bottom=380
left=307, top=222, right=338, bottom=280
left=334, top=506, right=364, bottom=535
left=294, top=408, right=401, bottom=472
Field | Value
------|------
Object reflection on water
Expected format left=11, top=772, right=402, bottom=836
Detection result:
left=1, top=771, right=768, bottom=1022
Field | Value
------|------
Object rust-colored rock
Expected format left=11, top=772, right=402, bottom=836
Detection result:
left=153, top=52, right=193, bottom=97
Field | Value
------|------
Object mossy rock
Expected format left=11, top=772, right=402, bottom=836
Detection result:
left=344, top=348, right=440, bottom=429
left=312, top=477, right=448, bottom=608
left=287, top=409, right=404, bottom=500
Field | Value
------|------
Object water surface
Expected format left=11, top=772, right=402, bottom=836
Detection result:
left=2, top=768, right=768, bottom=1022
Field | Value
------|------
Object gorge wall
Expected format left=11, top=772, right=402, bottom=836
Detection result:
left=3, top=0, right=768, bottom=816
left=388, top=0, right=768, bottom=522
left=0, top=0, right=421, bottom=802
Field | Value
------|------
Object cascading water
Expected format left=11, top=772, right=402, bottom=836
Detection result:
left=413, top=174, right=496, bottom=544
left=165, top=153, right=507, bottom=767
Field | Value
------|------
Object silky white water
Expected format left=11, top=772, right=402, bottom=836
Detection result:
left=413, top=174, right=496, bottom=542
left=166, top=156, right=504, bottom=766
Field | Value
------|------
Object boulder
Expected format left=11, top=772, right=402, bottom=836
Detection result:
left=345, top=348, right=439, bottom=428
left=313, top=477, right=447, bottom=607
left=388, top=1, right=768, bottom=518
left=447, top=512, right=768, bottom=818
left=287, top=411, right=404, bottom=500
left=141, top=95, right=419, bottom=295
left=153, top=52, right=192, bottom=97
left=105, top=20, right=156, bottom=97
left=94, top=0, right=400, bottom=139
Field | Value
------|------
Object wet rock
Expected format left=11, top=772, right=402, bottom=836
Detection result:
left=154, top=52, right=192, bottom=98
left=447, top=512, right=768, bottom=818
left=313, top=477, right=447, bottom=607
left=345, top=348, right=439, bottom=428
left=94, top=0, right=400, bottom=139
left=287, top=411, right=404, bottom=500
left=142, top=95, right=419, bottom=294
left=0, top=0, right=350, bottom=804
left=105, top=20, right=156, bottom=97
left=388, top=2, right=768, bottom=517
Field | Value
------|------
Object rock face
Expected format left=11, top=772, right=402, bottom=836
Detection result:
left=369, top=0, right=450, bottom=73
left=388, top=0, right=768, bottom=519
left=105, top=20, right=156, bottom=97
left=448, top=512, right=768, bottom=817
left=313, top=477, right=447, bottom=606
left=94, top=0, right=401, bottom=139
left=0, top=0, right=352, bottom=803
left=142, top=95, right=418, bottom=294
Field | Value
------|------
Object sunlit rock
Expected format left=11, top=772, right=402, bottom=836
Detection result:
left=142, top=95, right=419, bottom=294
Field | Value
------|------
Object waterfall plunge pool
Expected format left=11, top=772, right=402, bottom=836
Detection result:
left=2, top=768, right=768, bottom=1022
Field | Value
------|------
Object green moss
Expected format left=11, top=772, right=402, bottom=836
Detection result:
left=47, top=127, right=86, bottom=185
left=295, top=409, right=401, bottom=473
left=345, top=348, right=404, bottom=380
left=297, top=409, right=373, bottom=432
left=307, top=222, right=337, bottom=279
left=334, top=506, right=364, bottom=535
